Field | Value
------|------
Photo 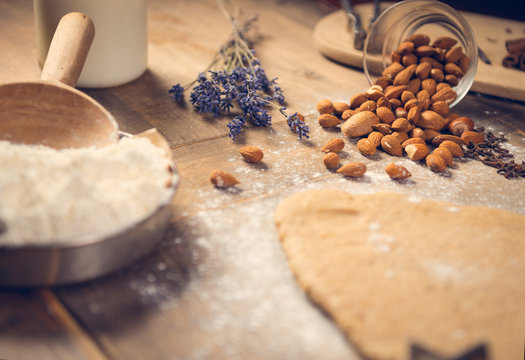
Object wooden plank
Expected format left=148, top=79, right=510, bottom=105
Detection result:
left=0, top=290, right=107, bottom=360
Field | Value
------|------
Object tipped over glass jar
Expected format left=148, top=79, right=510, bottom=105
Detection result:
left=362, top=0, right=478, bottom=107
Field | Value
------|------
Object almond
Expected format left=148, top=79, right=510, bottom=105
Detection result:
left=210, top=169, right=239, bottom=187
left=376, top=97, right=392, bottom=110
left=445, top=46, right=463, bottom=63
left=239, top=146, right=264, bottom=163
left=333, top=102, right=350, bottom=116
left=407, top=33, right=430, bottom=47
left=372, top=123, right=393, bottom=135
left=401, top=90, right=416, bottom=104
left=358, top=100, right=377, bottom=112
left=341, top=111, right=380, bottom=137
left=401, top=137, right=426, bottom=149
left=381, top=134, right=403, bottom=156
left=391, top=51, right=402, bottom=63
left=409, top=127, right=425, bottom=139
left=389, top=98, right=403, bottom=109
left=402, top=53, right=418, bottom=66
left=444, top=62, right=464, bottom=78
left=365, top=86, right=384, bottom=101
left=321, top=138, right=345, bottom=153
left=425, top=153, right=447, bottom=172
left=433, top=36, right=458, bottom=49
left=445, top=74, right=459, bottom=86
left=349, top=93, right=368, bottom=109
left=418, top=111, right=446, bottom=131
left=404, top=99, right=420, bottom=111
left=461, top=130, right=485, bottom=145
left=382, top=62, right=405, bottom=80
left=391, top=118, right=410, bottom=132
left=367, top=131, right=384, bottom=147
left=393, top=64, right=417, bottom=86
left=430, top=68, right=444, bottom=82
left=391, top=131, right=409, bottom=144
left=423, top=129, right=441, bottom=142
left=341, top=109, right=357, bottom=121
left=405, top=143, right=429, bottom=161
left=376, top=107, right=396, bottom=125
left=433, top=147, right=453, bottom=166
left=416, top=89, right=431, bottom=110
left=431, top=134, right=463, bottom=146
left=421, top=78, right=437, bottom=96
left=357, top=138, right=376, bottom=156
left=317, top=99, right=334, bottom=115
left=385, top=163, right=412, bottom=179
left=407, top=106, right=421, bottom=125
left=419, top=56, right=443, bottom=70
left=385, top=85, right=409, bottom=99
left=337, top=162, right=367, bottom=177
left=448, top=116, right=474, bottom=136
left=431, top=87, right=457, bottom=104
left=439, top=140, right=464, bottom=157
left=397, top=41, right=415, bottom=55
left=318, top=113, right=340, bottom=128
left=436, top=82, right=451, bottom=92
left=407, top=78, right=421, bottom=94
left=323, top=152, right=340, bottom=169
left=395, top=107, right=408, bottom=119
left=459, top=54, right=470, bottom=74
left=415, top=62, right=432, bottom=79
left=415, top=45, right=435, bottom=57
left=374, top=76, right=392, bottom=90
left=430, top=101, right=449, bottom=117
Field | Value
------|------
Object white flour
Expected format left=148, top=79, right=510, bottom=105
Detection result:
left=0, top=137, right=175, bottom=245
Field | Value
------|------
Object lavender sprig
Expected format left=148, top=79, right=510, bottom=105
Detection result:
left=169, top=0, right=308, bottom=140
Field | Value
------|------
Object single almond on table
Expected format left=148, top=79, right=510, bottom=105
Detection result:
left=323, top=152, right=340, bottom=169
left=341, top=111, right=380, bottom=137
left=439, top=140, right=464, bottom=157
left=385, top=163, right=412, bottom=179
left=317, top=99, right=334, bottom=115
left=357, top=138, right=376, bottom=156
left=210, top=169, right=239, bottom=187
left=321, top=138, right=345, bottom=153
left=239, top=146, right=264, bottom=163
left=318, top=113, right=340, bottom=128
left=461, top=130, right=485, bottom=145
left=405, top=143, right=429, bottom=161
left=381, top=134, right=403, bottom=156
left=337, top=162, right=367, bottom=177
left=425, top=153, right=447, bottom=172
left=433, top=147, right=453, bottom=166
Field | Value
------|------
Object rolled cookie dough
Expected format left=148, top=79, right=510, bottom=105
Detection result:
left=275, top=189, right=525, bottom=360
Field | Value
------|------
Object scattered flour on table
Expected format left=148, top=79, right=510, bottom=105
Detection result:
left=0, top=137, right=175, bottom=245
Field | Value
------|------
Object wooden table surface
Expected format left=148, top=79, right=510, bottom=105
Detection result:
left=1, top=1, right=524, bottom=359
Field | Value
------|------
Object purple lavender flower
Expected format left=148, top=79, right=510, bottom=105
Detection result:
left=168, top=84, right=185, bottom=103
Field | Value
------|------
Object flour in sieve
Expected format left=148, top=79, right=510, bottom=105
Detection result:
left=0, top=137, right=175, bottom=245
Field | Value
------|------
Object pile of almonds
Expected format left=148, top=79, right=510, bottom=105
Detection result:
left=317, top=33, right=485, bottom=173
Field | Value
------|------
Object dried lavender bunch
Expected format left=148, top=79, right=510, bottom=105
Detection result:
left=169, top=0, right=309, bottom=140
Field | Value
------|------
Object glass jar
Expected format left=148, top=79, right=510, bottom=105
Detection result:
left=362, top=0, right=478, bottom=107
left=34, top=0, right=147, bottom=88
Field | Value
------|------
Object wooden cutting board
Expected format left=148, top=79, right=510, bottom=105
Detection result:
left=314, top=3, right=525, bottom=102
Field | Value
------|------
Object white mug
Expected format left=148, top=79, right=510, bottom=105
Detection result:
left=34, top=0, right=147, bottom=88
